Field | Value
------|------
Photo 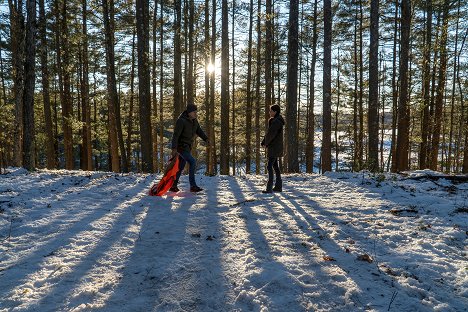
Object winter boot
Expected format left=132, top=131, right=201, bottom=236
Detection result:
left=273, top=181, right=282, bottom=192
left=190, top=186, right=203, bottom=192
left=169, top=185, right=180, bottom=192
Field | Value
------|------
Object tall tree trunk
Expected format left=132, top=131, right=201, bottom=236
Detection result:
left=352, top=3, right=359, bottom=171
left=306, top=0, right=318, bottom=173
left=245, top=0, right=254, bottom=174
left=231, top=0, right=236, bottom=175
left=209, top=0, right=217, bottom=175
left=389, top=0, right=399, bottom=172
left=127, top=29, right=136, bottom=170
left=428, top=11, right=441, bottom=166
left=255, top=0, right=261, bottom=174
left=429, top=0, right=450, bottom=171
left=137, top=0, right=154, bottom=172
left=322, top=0, right=332, bottom=172
left=9, top=0, right=25, bottom=167
left=395, top=0, right=411, bottom=172
left=447, top=0, right=460, bottom=173
left=159, top=0, right=165, bottom=172
left=335, top=48, right=340, bottom=171
left=103, top=0, right=120, bottom=172
left=187, top=0, right=195, bottom=104
left=81, top=0, right=92, bottom=171
left=61, top=0, right=74, bottom=170
left=152, top=0, right=159, bottom=171
left=285, top=0, right=299, bottom=173
left=455, top=19, right=467, bottom=172
left=462, top=74, right=468, bottom=173
left=265, top=0, right=273, bottom=131
left=39, top=0, right=56, bottom=169
left=204, top=0, right=211, bottom=174
left=173, top=0, right=183, bottom=122
left=22, top=0, right=36, bottom=171
left=0, top=38, right=7, bottom=169
left=357, top=0, right=364, bottom=170
left=420, top=0, right=432, bottom=169
left=368, top=0, right=379, bottom=172
left=220, top=0, right=230, bottom=175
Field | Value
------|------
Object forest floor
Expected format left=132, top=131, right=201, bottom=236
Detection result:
left=0, top=168, right=467, bottom=311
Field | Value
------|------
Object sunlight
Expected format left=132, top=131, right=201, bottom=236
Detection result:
left=206, top=63, right=216, bottom=73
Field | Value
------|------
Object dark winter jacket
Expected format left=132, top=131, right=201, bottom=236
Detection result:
left=261, top=114, right=285, bottom=157
left=171, top=111, right=208, bottom=152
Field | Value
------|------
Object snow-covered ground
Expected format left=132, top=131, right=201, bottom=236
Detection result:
left=0, top=168, right=467, bottom=311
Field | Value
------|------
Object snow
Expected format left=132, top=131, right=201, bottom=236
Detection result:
left=0, top=167, right=467, bottom=311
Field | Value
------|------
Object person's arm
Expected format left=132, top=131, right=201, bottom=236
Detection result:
left=196, top=122, right=208, bottom=142
left=171, top=118, right=184, bottom=150
left=263, top=119, right=281, bottom=147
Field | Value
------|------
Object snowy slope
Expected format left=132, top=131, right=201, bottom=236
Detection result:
left=0, top=168, right=467, bottom=311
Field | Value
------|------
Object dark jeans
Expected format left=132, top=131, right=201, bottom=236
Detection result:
left=267, top=157, right=282, bottom=191
left=174, top=150, right=197, bottom=187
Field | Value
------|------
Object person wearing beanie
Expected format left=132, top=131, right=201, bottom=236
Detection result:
left=170, top=103, right=209, bottom=192
left=261, top=104, right=285, bottom=193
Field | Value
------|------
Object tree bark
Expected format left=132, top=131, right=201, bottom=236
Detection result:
left=255, top=0, right=261, bottom=174
left=429, top=0, right=450, bottom=171
left=81, top=0, right=92, bottom=171
left=306, top=0, right=318, bottom=173
left=127, top=29, right=136, bottom=171
left=285, top=0, right=299, bottom=173
left=9, top=0, right=25, bottom=167
left=447, top=0, right=460, bottom=173
left=39, top=0, right=56, bottom=169
left=389, top=0, right=399, bottom=172
left=187, top=0, right=195, bottom=104
left=420, top=0, right=432, bottom=169
left=204, top=0, right=211, bottom=174
left=368, top=0, right=379, bottom=172
left=102, top=0, right=121, bottom=172
left=22, top=0, right=36, bottom=171
left=220, top=0, right=230, bottom=175
left=322, top=0, right=332, bottom=173
left=173, top=0, right=183, bottom=122
left=137, top=0, right=154, bottom=172
left=209, top=0, right=217, bottom=175
left=231, top=0, right=236, bottom=175
left=245, top=0, right=254, bottom=174
left=395, top=0, right=411, bottom=172
left=61, top=0, right=74, bottom=170
left=152, top=0, right=159, bottom=172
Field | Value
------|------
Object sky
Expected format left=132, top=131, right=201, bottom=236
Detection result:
left=0, top=167, right=467, bottom=311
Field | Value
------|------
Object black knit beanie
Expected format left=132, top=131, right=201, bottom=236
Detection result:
left=186, top=103, right=198, bottom=113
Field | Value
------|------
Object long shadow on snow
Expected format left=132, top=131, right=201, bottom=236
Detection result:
left=225, top=176, right=307, bottom=311
left=275, top=175, right=445, bottom=311
left=0, top=176, right=147, bottom=307
left=305, top=174, right=468, bottom=308
left=103, top=177, right=231, bottom=312
left=236, top=175, right=369, bottom=310
left=24, top=181, right=154, bottom=310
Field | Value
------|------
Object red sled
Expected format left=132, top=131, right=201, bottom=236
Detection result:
left=149, top=155, right=180, bottom=196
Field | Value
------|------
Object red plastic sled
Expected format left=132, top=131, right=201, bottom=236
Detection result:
left=149, top=155, right=180, bottom=196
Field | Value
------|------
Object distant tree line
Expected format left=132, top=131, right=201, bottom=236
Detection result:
left=0, top=0, right=467, bottom=174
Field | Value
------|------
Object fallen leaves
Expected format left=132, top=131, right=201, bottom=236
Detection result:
left=356, top=254, right=373, bottom=263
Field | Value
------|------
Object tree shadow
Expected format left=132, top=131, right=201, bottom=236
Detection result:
left=0, top=175, right=150, bottom=309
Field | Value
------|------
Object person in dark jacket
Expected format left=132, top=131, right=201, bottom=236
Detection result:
left=170, top=103, right=209, bottom=192
left=261, top=104, right=285, bottom=193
